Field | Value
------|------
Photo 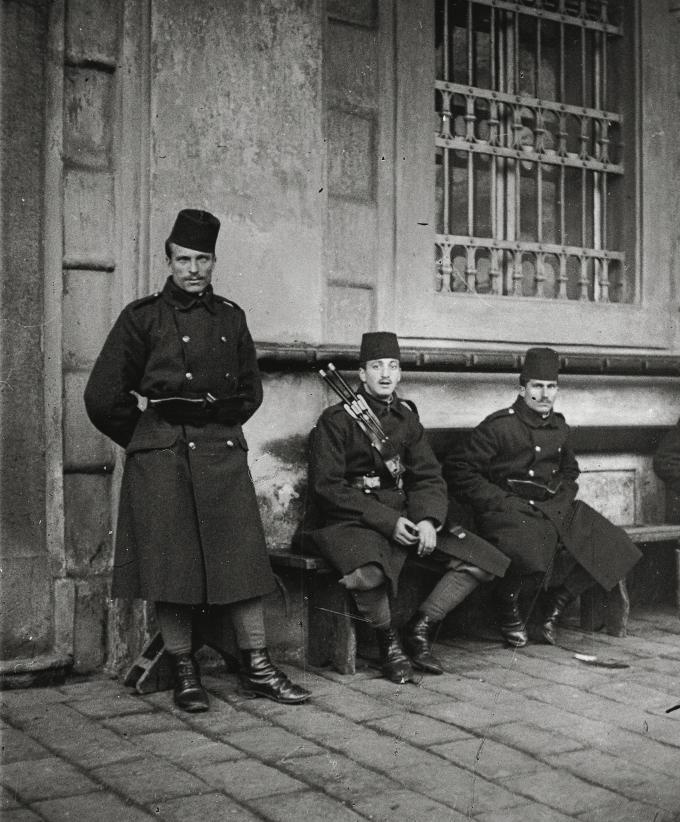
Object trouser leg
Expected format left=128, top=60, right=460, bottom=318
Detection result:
left=494, top=568, right=529, bottom=648
left=542, top=562, right=595, bottom=645
left=343, top=564, right=413, bottom=684
left=155, top=601, right=208, bottom=713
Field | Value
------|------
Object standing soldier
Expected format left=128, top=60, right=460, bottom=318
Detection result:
left=445, top=347, right=641, bottom=647
left=307, top=332, right=509, bottom=683
left=85, top=208, right=310, bottom=712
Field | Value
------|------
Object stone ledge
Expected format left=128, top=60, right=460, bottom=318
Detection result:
left=0, top=653, right=73, bottom=690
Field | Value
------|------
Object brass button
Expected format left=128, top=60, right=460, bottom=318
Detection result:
left=182, top=335, right=190, bottom=343
left=528, top=469, right=535, bottom=477
left=508, top=408, right=514, bottom=414
left=535, top=445, right=541, bottom=452
left=185, top=372, right=193, bottom=380
left=226, top=440, right=234, bottom=447
left=224, top=372, right=230, bottom=379
left=188, top=442, right=196, bottom=450
left=220, top=335, right=227, bottom=342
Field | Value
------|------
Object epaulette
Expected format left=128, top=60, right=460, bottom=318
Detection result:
left=130, top=291, right=162, bottom=309
left=399, top=398, right=419, bottom=417
left=483, top=406, right=517, bottom=423
left=214, top=294, right=241, bottom=310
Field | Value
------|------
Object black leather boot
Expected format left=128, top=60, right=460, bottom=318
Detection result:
left=497, top=591, right=528, bottom=648
left=541, top=586, right=573, bottom=645
left=376, top=627, right=415, bottom=683
left=239, top=648, right=311, bottom=704
left=171, top=653, right=209, bottom=713
left=403, top=613, right=443, bottom=675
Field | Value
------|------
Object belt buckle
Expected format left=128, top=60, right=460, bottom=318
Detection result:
left=362, top=475, right=381, bottom=491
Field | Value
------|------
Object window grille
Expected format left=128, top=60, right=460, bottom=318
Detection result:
left=435, top=0, right=629, bottom=302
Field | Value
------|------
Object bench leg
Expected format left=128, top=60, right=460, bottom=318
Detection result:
left=580, top=588, right=605, bottom=633
left=605, top=579, right=630, bottom=638
left=306, top=574, right=357, bottom=675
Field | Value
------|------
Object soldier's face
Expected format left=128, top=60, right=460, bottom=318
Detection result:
left=520, top=379, right=558, bottom=416
left=167, top=243, right=216, bottom=293
left=359, top=358, right=402, bottom=400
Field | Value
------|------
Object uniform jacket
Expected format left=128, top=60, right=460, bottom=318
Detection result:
left=307, top=389, right=509, bottom=593
left=84, top=276, right=275, bottom=604
left=445, top=396, right=641, bottom=590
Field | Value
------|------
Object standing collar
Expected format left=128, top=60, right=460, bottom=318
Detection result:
left=357, top=385, right=406, bottom=417
left=512, top=395, right=558, bottom=428
left=161, top=275, right=217, bottom=313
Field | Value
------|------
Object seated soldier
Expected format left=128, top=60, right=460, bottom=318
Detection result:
left=307, top=332, right=509, bottom=683
left=444, top=347, right=642, bottom=647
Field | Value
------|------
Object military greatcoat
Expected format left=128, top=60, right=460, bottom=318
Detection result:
left=84, top=276, right=275, bottom=605
left=444, top=397, right=641, bottom=591
left=308, top=389, right=509, bottom=594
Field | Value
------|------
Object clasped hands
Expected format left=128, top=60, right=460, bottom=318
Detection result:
left=392, top=516, right=437, bottom=556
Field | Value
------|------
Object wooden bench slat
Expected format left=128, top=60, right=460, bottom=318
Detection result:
left=623, top=524, right=680, bottom=542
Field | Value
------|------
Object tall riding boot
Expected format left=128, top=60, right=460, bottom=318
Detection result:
left=541, top=586, right=573, bottom=645
left=497, top=591, right=528, bottom=648
left=403, top=613, right=443, bottom=675
left=170, top=653, right=209, bottom=713
left=239, top=648, right=311, bottom=704
left=376, top=627, right=414, bottom=683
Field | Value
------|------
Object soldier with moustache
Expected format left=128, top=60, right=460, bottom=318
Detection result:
left=85, top=209, right=310, bottom=712
left=307, top=332, right=510, bottom=683
left=445, top=347, right=642, bottom=647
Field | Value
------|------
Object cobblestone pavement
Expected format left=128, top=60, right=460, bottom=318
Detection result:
left=2, top=607, right=679, bottom=821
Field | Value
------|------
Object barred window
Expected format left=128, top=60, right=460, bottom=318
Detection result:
left=435, top=0, right=633, bottom=303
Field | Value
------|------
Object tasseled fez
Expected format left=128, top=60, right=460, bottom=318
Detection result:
left=167, top=209, right=220, bottom=253
left=359, top=332, right=401, bottom=363
left=521, top=347, right=560, bottom=381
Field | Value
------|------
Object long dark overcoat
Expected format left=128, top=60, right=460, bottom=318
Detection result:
left=444, top=397, right=641, bottom=591
left=307, top=389, right=509, bottom=594
left=84, top=276, right=275, bottom=605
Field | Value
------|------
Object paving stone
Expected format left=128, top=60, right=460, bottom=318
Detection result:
left=577, top=796, right=679, bottom=822
left=312, top=688, right=397, bottom=722
left=475, top=803, right=573, bottom=822
left=487, top=721, right=585, bottom=757
left=195, top=758, right=306, bottom=801
left=431, top=736, right=544, bottom=780
left=10, top=702, right=140, bottom=768
left=0, top=784, right=20, bottom=809
left=70, top=693, right=150, bottom=719
left=0, top=689, right=68, bottom=717
left=499, top=768, right=622, bottom=814
left=58, top=678, right=123, bottom=698
left=588, top=679, right=675, bottom=713
left=1, top=727, right=52, bottom=764
left=250, top=789, right=365, bottom=821
left=544, top=747, right=655, bottom=791
left=367, top=711, right=472, bottom=746
left=102, top=711, right=188, bottom=737
left=351, top=788, right=471, bottom=821
left=226, top=725, right=323, bottom=762
left=391, top=758, right=528, bottom=815
left=91, top=755, right=209, bottom=804
left=152, top=791, right=261, bottom=821
left=617, top=773, right=680, bottom=813
left=346, top=677, right=450, bottom=707
left=0, top=756, right=98, bottom=802
left=34, top=791, right=154, bottom=821
left=279, top=750, right=398, bottom=801
left=416, top=698, right=522, bottom=732
left=132, top=729, right=245, bottom=766
left=0, top=809, right=44, bottom=821
left=421, top=674, right=518, bottom=705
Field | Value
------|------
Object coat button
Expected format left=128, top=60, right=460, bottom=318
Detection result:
left=226, top=440, right=234, bottom=447
left=221, top=335, right=227, bottom=342
left=508, top=408, right=514, bottom=414
left=185, top=372, right=193, bottom=380
left=558, top=446, right=562, bottom=452
left=535, top=445, right=541, bottom=452
left=182, top=335, right=190, bottom=343
left=529, top=499, right=535, bottom=506
left=188, top=441, right=196, bottom=450
left=528, top=469, right=535, bottom=477
left=224, top=372, right=230, bottom=379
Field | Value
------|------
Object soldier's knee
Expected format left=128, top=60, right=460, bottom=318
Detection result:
left=340, top=563, right=386, bottom=591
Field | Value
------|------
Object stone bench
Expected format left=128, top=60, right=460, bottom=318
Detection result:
left=125, top=423, right=679, bottom=685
